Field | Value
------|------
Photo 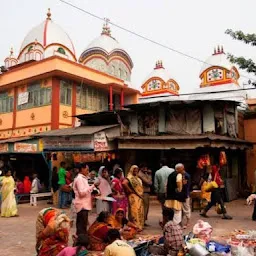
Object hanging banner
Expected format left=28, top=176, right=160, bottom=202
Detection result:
left=0, top=144, right=8, bottom=153
left=94, top=132, right=109, bottom=152
left=14, top=143, right=38, bottom=153
left=17, top=92, right=29, bottom=106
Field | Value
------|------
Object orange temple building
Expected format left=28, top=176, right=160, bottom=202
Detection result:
left=0, top=9, right=139, bottom=141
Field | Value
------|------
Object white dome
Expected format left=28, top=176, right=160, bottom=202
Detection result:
left=200, top=51, right=231, bottom=75
left=19, top=11, right=75, bottom=57
left=84, top=34, right=126, bottom=54
left=143, top=61, right=172, bottom=83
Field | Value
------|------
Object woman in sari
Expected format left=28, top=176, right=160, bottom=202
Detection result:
left=36, top=207, right=70, bottom=256
left=1, top=170, right=18, bottom=217
left=23, top=176, right=31, bottom=194
left=96, top=166, right=112, bottom=214
left=88, top=211, right=110, bottom=251
left=122, top=165, right=144, bottom=230
left=111, top=168, right=128, bottom=216
left=108, top=208, right=140, bottom=240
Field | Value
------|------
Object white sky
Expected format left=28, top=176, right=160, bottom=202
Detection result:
left=1, top=0, right=256, bottom=93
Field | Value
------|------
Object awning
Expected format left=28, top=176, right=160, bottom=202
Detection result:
left=118, top=134, right=252, bottom=150
left=33, top=124, right=119, bottom=137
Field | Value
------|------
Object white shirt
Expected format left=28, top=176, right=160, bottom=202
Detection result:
left=154, top=166, right=174, bottom=194
left=30, top=178, right=39, bottom=193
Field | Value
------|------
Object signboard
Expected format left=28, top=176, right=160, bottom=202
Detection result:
left=0, top=144, right=8, bottom=153
left=43, top=136, right=93, bottom=151
left=14, top=143, right=38, bottom=153
left=94, top=132, right=109, bottom=152
left=17, top=92, right=29, bottom=106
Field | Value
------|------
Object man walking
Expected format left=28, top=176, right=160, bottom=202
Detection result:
left=138, top=164, right=152, bottom=226
left=73, top=163, right=96, bottom=235
left=165, top=163, right=185, bottom=225
left=154, top=159, right=174, bottom=209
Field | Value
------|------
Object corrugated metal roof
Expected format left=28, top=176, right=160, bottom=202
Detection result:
left=33, top=124, right=119, bottom=137
left=118, top=134, right=251, bottom=144
left=0, top=136, right=33, bottom=144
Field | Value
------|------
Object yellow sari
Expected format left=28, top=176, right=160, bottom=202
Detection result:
left=1, top=176, right=18, bottom=217
left=127, top=165, right=144, bottom=230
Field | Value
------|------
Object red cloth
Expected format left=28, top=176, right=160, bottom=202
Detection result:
left=212, top=165, right=223, bottom=187
left=23, top=176, right=31, bottom=193
left=65, top=171, right=72, bottom=185
left=16, top=181, right=24, bottom=194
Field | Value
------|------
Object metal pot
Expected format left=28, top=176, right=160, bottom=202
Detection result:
left=189, top=244, right=209, bottom=256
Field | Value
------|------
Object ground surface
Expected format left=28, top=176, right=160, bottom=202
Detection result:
left=0, top=199, right=254, bottom=255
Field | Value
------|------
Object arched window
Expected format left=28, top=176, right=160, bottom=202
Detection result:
left=119, top=68, right=122, bottom=78
left=57, top=47, right=66, bottom=55
left=27, top=45, right=33, bottom=52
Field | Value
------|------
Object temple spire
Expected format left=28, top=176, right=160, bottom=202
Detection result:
left=101, top=18, right=111, bottom=36
left=47, top=8, right=51, bottom=20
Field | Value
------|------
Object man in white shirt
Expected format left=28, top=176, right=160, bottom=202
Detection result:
left=104, top=229, right=136, bottom=256
left=154, top=159, right=174, bottom=209
left=30, top=173, right=40, bottom=194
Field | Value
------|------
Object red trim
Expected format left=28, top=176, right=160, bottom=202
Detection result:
left=59, top=123, right=72, bottom=127
left=51, top=77, right=60, bottom=129
left=120, top=88, right=124, bottom=109
left=109, top=84, right=113, bottom=111
left=82, top=55, right=132, bottom=72
left=72, top=81, right=77, bottom=127
left=142, top=89, right=179, bottom=97
left=43, top=20, right=49, bottom=47
left=12, top=87, right=18, bottom=129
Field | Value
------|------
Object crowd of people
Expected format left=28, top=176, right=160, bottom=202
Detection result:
left=2, top=157, right=255, bottom=256
left=0, top=171, right=42, bottom=217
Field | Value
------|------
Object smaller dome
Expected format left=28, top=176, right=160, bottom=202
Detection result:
left=143, top=61, right=172, bottom=83
left=4, top=48, right=18, bottom=68
left=79, top=19, right=133, bottom=82
left=141, top=61, right=180, bottom=97
left=200, top=46, right=231, bottom=75
left=199, top=46, right=240, bottom=88
left=18, top=9, right=76, bottom=62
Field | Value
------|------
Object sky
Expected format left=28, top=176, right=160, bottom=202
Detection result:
left=1, top=0, right=256, bottom=93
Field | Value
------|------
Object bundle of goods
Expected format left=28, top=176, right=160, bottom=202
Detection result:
left=228, top=230, right=256, bottom=256
left=197, top=154, right=211, bottom=169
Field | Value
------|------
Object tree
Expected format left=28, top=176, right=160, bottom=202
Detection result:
left=225, top=29, right=256, bottom=75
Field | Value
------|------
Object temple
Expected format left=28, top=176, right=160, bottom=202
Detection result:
left=0, top=10, right=139, bottom=140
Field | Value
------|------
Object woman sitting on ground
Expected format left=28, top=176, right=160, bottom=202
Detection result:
left=57, top=234, right=89, bottom=256
left=108, top=208, right=140, bottom=240
left=88, top=211, right=110, bottom=251
left=36, top=207, right=70, bottom=256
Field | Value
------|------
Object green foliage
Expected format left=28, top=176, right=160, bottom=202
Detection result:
left=225, top=29, right=256, bottom=75
left=225, top=29, right=256, bottom=46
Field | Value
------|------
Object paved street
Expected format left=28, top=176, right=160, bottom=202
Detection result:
left=0, top=199, right=254, bottom=255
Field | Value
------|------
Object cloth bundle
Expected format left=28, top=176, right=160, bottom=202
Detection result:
left=246, top=194, right=256, bottom=205
left=193, top=220, right=213, bottom=242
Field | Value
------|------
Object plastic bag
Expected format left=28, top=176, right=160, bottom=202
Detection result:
left=206, top=241, right=230, bottom=253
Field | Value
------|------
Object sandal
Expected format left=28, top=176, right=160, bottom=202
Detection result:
left=222, top=215, right=232, bottom=220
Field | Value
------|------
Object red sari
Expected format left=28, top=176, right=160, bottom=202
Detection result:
left=88, top=222, right=109, bottom=251
left=23, top=176, right=31, bottom=193
left=111, top=177, right=128, bottom=216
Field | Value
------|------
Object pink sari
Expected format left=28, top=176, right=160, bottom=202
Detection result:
left=111, top=177, right=128, bottom=216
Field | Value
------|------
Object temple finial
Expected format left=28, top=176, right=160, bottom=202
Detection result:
left=217, top=45, right=220, bottom=53
left=101, top=18, right=111, bottom=36
left=10, top=47, right=13, bottom=56
left=214, top=47, right=216, bottom=55
left=47, top=8, right=51, bottom=20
